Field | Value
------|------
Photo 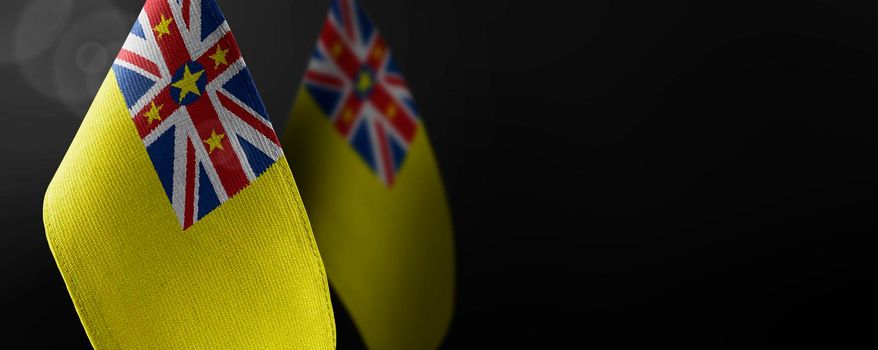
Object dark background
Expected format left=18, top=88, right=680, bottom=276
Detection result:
left=3, top=0, right=878, bottom=348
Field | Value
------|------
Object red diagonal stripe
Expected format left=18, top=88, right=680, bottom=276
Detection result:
left=182, top=0, right=191, bottom=29
left=184, top=137, right=196, bottom=229
left=374, top=121, right=396, bottom=186
left=305, top=71, right=345, bottom=89
left=185, top=96, right=250, bottom=197
left=369, top=84, right=417, bottom=143
left=319, top=20, right=360, bottom=80
left=117, top=49, right=162, bottom=78
left=216, top=92, right=279, bottom=146
left=383, top=74, right=407, bottom=89
left=145, top=0, right=191, bottom=73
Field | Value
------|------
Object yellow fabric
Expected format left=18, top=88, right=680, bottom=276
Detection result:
left=283, top=88, right=455, bottom=349
left=44, top=72, right=336, bottom=349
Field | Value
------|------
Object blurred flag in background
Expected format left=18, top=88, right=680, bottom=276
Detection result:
left=284, top=0, right=455, bottom=348
left=43, top=0, right=335, bottom=348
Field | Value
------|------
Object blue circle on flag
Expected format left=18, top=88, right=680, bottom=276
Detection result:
left=169, top=60, right=208, bottom=106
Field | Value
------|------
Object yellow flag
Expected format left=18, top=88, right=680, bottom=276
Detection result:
left=43, top=1, right=334, bottom=348
left=283, top=0, right=455, bottom=348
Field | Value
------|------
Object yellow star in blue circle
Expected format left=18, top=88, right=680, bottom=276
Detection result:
left=172, top=63, right=205, bottom=103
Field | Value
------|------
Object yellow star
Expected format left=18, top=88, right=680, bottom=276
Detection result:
left=209, top=44, right=229, bottom=69
left=171, top=63, right=205, bottom=103
left=203, top=130, right=225, bottom=154
left=356, top=71, right=373, bottom=94
left=144, top=101, right=164, bottom=124
left=343, top=108, right=354, bottom=123
left=372, top=46, right=384, bottom=60
left=331, top=42, right=343, bottom=57
left=153, top=14, right=173, bottom=40
left=385, top=104, right=397, bottom=120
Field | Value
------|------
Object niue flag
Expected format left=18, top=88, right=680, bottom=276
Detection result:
left=284, top=0, right=455, bottom=348
left=44, top=0, right=335, bottom=348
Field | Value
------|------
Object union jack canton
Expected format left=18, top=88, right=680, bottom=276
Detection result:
left=303, top=0, right=420, bottom=187
left=112, top=0, right=281, bottom=229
